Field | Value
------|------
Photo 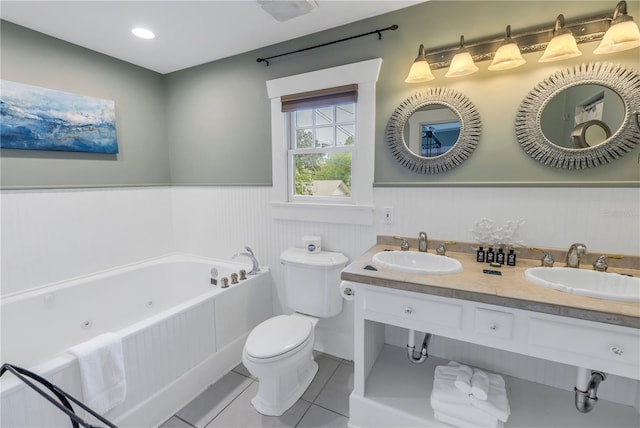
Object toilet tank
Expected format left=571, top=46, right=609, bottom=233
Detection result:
left=280, top=248, right=349, bottom=318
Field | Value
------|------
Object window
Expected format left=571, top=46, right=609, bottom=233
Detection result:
left=266, top=59, right=382, bottom=225
left=285, top=86, right=357, bottom=202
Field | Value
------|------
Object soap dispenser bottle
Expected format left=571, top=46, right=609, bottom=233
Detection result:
left=496, top=248, right=505, bottom=265
left=476, top=246, right=485, bottom=263
left=506, top=249, right=517, bottom=266
left=486, top=247, right=495, bottom=263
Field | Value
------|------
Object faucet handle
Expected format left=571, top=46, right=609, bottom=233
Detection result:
left=436, top=242, right=447, bottom=256
left=593, top=255, right=608, bottom=272
left=541, top=251, right=555, bottom=267
left=393, top=236, right=410, bottom=251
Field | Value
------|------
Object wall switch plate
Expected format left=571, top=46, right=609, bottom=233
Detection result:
left=383, top=207, right=393, bottom=225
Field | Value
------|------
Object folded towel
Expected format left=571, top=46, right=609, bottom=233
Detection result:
left=431, top=397, right=501, bottom=428
left=453, top=364, right=473, bottom=395
left=470, top=372, right=510, bottom=423
left=471, top=369, right=490, bottom=400
left=432, top=376, right=471, bottom=406
left=434, top=410, right=504, bottom=428
left=68, top=333, right=127, bottom=414
left=433, top=364, right=472, bottom=404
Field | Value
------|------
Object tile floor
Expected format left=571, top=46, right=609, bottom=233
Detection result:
left=159, top=352, right=353, bottom=428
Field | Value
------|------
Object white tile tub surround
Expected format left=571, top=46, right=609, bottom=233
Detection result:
left=0, top=254, right=273, bottom=428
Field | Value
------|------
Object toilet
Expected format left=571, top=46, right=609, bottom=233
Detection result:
left=242, top=247, right=348, bottom=416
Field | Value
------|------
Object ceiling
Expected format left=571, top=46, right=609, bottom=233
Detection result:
left=1, top=0, right=424, bottom=74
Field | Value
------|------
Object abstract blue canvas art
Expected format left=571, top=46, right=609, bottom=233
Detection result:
left=0, top=80, right=118, bottom=153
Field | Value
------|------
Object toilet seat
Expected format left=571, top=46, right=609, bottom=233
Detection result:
left=245, top=315, right=312, bottom=360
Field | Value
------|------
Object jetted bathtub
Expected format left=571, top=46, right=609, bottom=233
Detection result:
left=0, top=254, right=272, bottom=427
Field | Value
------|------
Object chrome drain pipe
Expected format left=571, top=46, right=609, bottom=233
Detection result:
left=574, top=369, right=607, bottom=413
left=407, top=330, right=431, bottom=364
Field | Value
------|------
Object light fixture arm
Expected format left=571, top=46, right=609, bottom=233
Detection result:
left=554, top=14, right=566, bottom=33
left=612, top=0, right=633, bottom=24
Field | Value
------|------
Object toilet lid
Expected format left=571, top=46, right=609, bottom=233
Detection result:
left=245, top=315, right=312, bottom=359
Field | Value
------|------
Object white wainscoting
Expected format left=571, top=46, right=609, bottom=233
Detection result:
left=2, top=185, right=638, bottom=397
left=0, top=187, right=174, bottom=297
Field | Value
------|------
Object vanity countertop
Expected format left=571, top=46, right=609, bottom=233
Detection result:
left=341, top=241, right=640, bottom=329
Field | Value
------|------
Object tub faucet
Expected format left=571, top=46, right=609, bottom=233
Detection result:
left=418, top=232, right=428, bottom=252
left=566, top=243, right=587, bottom=268
left=233, top=246, right=260, bottom=275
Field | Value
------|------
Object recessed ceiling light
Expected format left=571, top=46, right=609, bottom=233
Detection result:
left=131, top=27, right=155, bottom=40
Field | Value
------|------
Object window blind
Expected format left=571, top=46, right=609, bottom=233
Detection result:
left=281, top=84, right=358, bottom=112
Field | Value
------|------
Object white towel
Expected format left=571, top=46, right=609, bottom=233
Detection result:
left=68, top=333, right=127, bottom=414
left=434, top=410, right=504, bottom=428
left=471, top=369, right=490, bottom=400
left=432, top=376, right=471, bottom=406
left=454, top=365, right=473, bottom=395
left=470, top=372, right=510, bottom=423
left=431, top=397, right=502, bottom=428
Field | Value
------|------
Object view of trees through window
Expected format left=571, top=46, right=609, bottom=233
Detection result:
left=291, top=103, right=355, bottom=198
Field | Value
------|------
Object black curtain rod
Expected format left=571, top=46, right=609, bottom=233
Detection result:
left=257, top=24, right=398, bottom=66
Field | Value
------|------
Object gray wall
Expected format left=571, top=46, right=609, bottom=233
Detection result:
left=0, top=21, right=170, bottom=188
left=2, top=1, right=639, bottom=188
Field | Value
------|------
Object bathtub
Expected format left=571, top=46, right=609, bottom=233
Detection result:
left=0, top=253, right=273, bottom=427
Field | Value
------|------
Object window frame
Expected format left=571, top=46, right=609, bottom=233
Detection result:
left=266, top=58, right=382, bottom=225
left=288, top=101, right=356, bottom=203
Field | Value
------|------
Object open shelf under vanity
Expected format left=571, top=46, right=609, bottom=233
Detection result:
left=350, top=344, right=640, bottom=428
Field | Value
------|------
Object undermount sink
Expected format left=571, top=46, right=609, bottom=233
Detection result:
left=372, top=251, right=462, bottom=275
left=524, top=267, right=640, bottom=303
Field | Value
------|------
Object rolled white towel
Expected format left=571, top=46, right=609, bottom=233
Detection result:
left=471, top=369, right=490, bottom=400
left=447, top=361, right=473, bottom=395
left=470, top=372, right=510, bottom=423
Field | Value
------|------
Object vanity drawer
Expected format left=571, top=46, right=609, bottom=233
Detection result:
left=364, top=290, right=463, bottom=329
left=528, top=317, right=640, bottom=366
left=474, top=308, right=514, bottom=339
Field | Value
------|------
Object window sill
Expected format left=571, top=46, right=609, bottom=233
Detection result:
left=271, top=202, right=374, bottom=225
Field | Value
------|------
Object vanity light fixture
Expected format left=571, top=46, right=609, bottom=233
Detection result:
left=594, top=0, right=640, bottom=54
left=538, top=14, right=582, bottom=63
left=131, top=27, right=156, bottom=40
left=445, top=36, right=479, bottom=78
left=403, top=1, right=635, bottom=83
left=404, top=44, right=435, bottom=83
left=488, top=25, right=526, bottom=71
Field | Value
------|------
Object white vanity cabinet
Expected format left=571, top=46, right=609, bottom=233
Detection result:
left=349, top=282, right=640, bottom=428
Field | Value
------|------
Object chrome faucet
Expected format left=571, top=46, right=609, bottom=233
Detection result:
left=566, top=243, right=587, bottom=268
left=418, top=232, right=428, bottom=252
left=233, top=246, right=260, bottom=275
